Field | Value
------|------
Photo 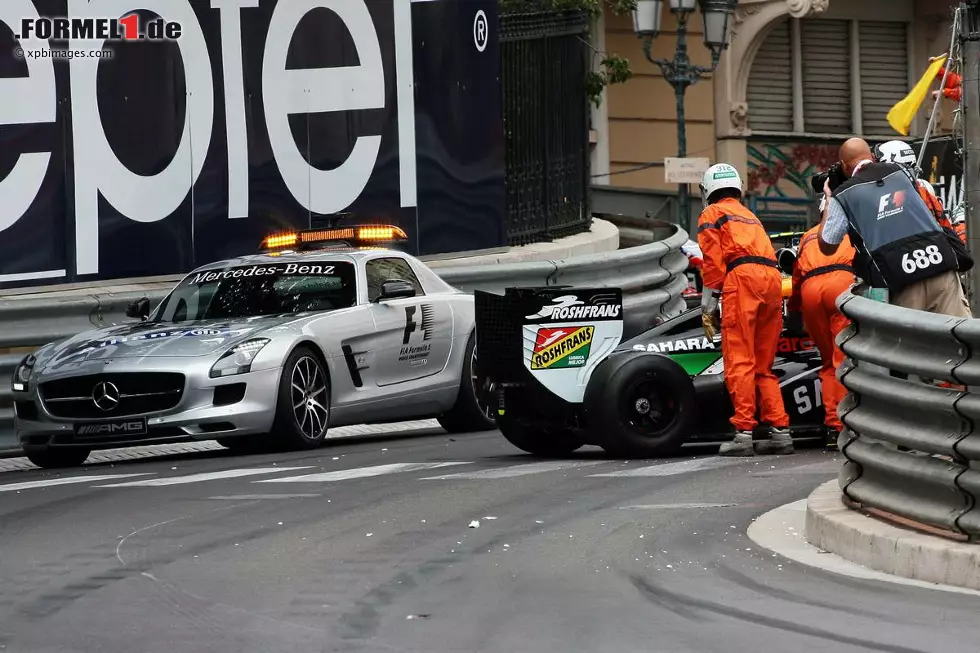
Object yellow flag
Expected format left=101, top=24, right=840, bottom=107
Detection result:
left=886, top=56, right=947, bottom=136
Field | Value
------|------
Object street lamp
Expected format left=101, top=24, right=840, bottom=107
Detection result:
left=633, top=0, right=737, bottom=229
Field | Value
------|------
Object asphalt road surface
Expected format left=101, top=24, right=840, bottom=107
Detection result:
left=2, top=432, right=978, bottom=653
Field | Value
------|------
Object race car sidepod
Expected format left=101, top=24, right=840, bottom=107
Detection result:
left=474, top=286, right=698, bottom=458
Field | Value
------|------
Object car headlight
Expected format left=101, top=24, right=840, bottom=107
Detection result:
left=11, top=354, right=36, bottom=392
left=209, top=339, right=271, bottom=378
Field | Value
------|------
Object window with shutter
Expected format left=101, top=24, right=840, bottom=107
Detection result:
left=747, top=18, right=793, bottom=133
left=801, top=19, right=852, bottom=134
left=859, top=21, right=909, bottom=136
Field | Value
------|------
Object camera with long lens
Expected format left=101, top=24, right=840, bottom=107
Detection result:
left=810, top=161, right=847, bottom=195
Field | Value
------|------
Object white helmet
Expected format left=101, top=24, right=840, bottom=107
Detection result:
left=699, top=163, right=743, bottom=207
left=875, top=140, right=917, bottom=167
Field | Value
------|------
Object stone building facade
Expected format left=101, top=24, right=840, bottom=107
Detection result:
left=591, top=0, right=960, bottom=225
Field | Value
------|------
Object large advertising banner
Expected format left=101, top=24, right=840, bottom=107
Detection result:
left=915, top=135, right=963, bottom=212
left=0, top=0, right=505, bottom=288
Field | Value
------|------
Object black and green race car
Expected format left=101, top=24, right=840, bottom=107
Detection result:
left=474, top=282, right=827, bottom=458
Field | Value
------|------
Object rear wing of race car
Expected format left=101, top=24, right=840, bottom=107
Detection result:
left=475, top=286, right=624, bottom=405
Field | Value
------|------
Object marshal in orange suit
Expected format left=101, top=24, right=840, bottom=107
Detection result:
left=696, top=164, right=792, bottom=457
left=787, top=226, right=856, bottom=448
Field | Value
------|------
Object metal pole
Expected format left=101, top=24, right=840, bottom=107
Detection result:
left=962, top=2, right=980, bottom=313
left=917, top=10, right=960, bottom=175
left=674, top=14, right=691, bottom=232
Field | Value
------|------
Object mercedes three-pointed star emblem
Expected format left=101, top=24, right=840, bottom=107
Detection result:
left=92, top=381, right=121, bottom=412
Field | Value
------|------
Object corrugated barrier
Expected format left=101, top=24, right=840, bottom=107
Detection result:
left=836, top=286, right=980, bottom=538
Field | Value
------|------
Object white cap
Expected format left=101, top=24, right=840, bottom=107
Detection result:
left=699, top=163, right=743, bottom=207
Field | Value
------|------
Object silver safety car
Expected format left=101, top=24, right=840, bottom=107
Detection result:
left=11, top=226, right=495, bottom=468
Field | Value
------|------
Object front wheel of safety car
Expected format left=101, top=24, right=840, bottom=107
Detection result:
left=271, top=346, right=331, bottom=450
left=437, top=334, right=497, bottom=434
left=585, top=352, right=696, bottom=458
left=24, top=447, right=92, bottom=469
left=497, top=412, right=584, bottom=457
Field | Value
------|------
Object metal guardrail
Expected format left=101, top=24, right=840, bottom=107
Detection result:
left=0, top=226, right=690, bottom=453
left=836, top=286, right=980, bottom=539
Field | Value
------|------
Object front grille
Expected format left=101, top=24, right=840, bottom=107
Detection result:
left=40, top=373, right=185, bottom=419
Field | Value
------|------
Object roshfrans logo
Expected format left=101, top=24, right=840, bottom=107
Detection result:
left=531, top=326, right=594, bottom=369
left=17, top=14, right=182, bottom=41
left=525, top=295, right=621, bottom=321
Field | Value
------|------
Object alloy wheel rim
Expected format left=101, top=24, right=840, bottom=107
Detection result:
left=290, top=356, right=329, bottom=439
left=470, top=342, right=495, bottom=421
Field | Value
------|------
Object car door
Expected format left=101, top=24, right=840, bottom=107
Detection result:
left=365, top=256, right=454, bottom=386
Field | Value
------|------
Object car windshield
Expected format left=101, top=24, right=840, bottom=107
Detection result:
left=153, top=261, right=357, bottom=323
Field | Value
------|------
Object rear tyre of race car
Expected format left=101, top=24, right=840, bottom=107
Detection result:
left=437, top=334, right=497, bottom=434
left=584, top=352, right=696, bottom=458
left=497, top=413, right=584, bottom=457
left=24, top=447, right=91, bottom=469
left=270, top=346, right=331, bottom=450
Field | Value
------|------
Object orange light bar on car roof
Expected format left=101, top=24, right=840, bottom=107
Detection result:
left=263, top=233, right=299, bottom=249
left=262, top=225, right=407, bottom=250
left=298, top=225, right=407, bottom=243
left=355, top=225, right=408, bottom=241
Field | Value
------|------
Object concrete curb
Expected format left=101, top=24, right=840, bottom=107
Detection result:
left=805, top=480, right=980, bottom=590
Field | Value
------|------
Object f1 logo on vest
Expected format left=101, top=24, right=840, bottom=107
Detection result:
left=877, top=190, right=907, bottom=220
left=0, top=0, right=416, bottom=275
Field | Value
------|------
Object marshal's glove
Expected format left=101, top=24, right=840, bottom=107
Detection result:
left=701, top=288, right=720, bottom=341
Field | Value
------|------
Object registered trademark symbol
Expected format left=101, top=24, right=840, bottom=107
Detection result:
left=473, top=10, right=488, bottom=52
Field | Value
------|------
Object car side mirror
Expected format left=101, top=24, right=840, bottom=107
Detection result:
left=376, top=279, right=416, bottom=302
left=126, top=297, right=150, bottom=321
left=776, top=248, right=797, bottom=276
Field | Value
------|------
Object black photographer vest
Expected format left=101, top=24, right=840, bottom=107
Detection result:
left=831, top=162, right=956, bottom=293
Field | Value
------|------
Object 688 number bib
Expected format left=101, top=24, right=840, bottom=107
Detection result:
left=901, top=245, right=944, bottom=274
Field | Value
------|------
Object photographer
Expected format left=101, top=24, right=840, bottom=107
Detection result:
left=817, top=138, right=970, bottom=317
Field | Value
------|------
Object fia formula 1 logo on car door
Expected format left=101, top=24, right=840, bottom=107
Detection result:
left=400, top=304, right=434, bottom=365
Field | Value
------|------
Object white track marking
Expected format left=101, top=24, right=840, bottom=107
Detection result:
left=0, top=473, right=152, bottom=492
left=421, top=460, right=606, bottom=480
left=208, top=494, right=322, bottom=500
left=97, top=467, right=314, bottom=487
left=254, top=462, right=470, bottom=483
left=589, top=457, right=769, bottom=478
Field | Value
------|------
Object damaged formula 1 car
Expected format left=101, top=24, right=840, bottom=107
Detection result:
left=474, top=282, right=826, bottom=458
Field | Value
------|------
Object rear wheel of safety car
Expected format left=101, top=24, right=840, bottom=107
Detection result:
left=437, top=334, right=497, bottom=434
left=497, top=412, right=584, bottom=457
left=585, top=352, right=696, bottom=458
left=270, top=346, right=331, bottom=450
left=24, top=447, right=92, bottom=469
